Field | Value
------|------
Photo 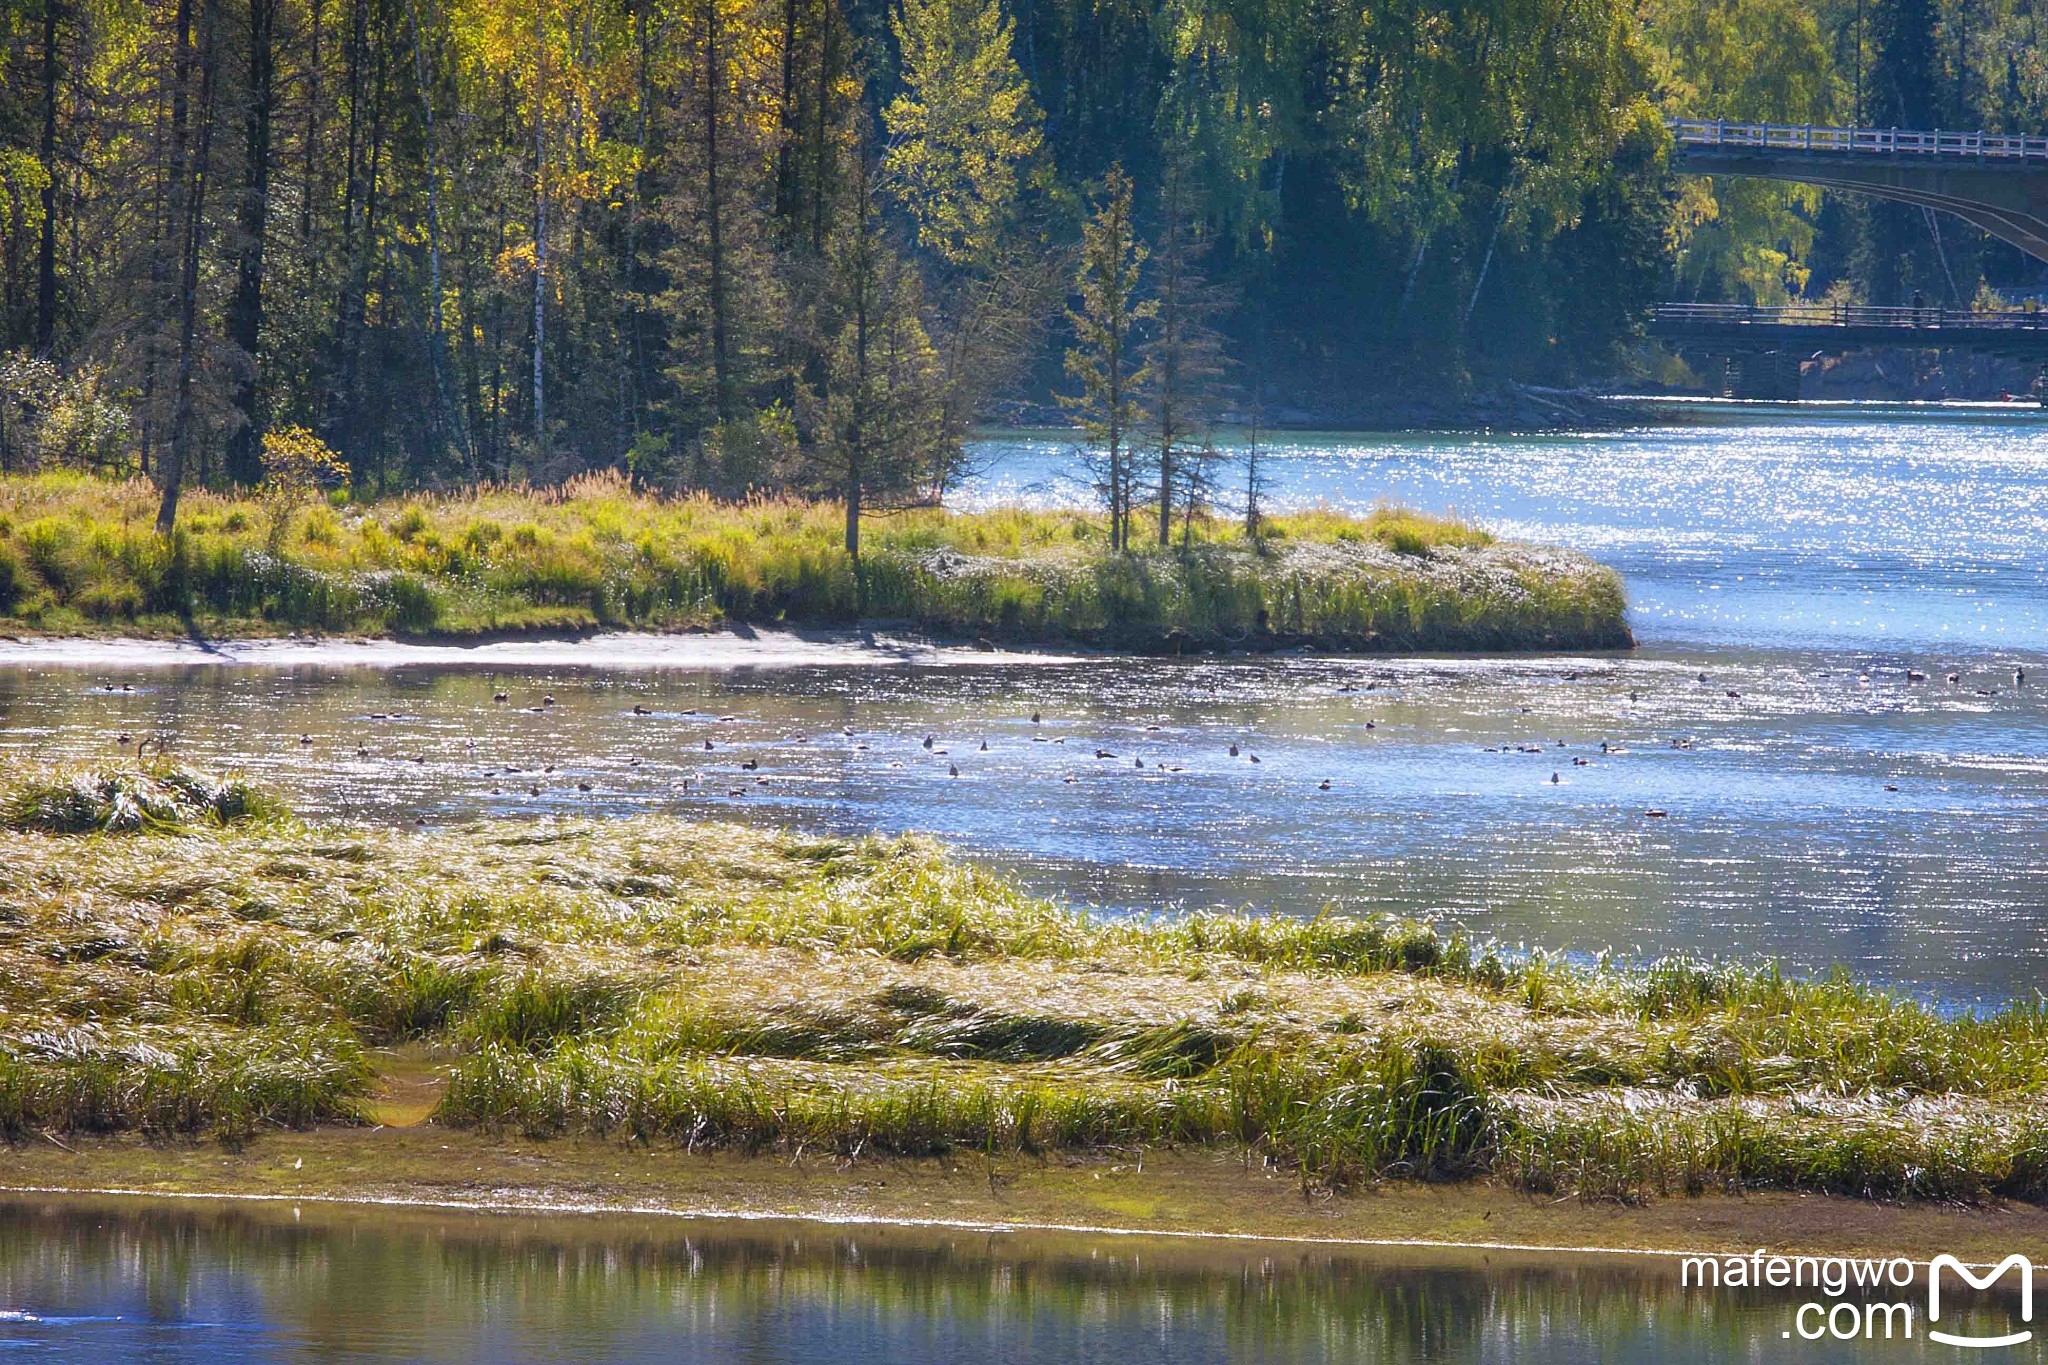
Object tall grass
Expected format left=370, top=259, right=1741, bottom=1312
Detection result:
left=7, top=764, right=2045, bottom=1200
left=0, top=471, right=1629, bottom=650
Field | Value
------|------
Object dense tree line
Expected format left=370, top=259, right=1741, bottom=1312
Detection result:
left=12, top=0, right=2023, bottom=531
left=0, top=0, right=1670, bottom=532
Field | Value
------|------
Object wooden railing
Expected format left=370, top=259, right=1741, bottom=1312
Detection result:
left=1669, top=118, right=2048, bottom=161
left=1653, top=302, right=2048, bottom=330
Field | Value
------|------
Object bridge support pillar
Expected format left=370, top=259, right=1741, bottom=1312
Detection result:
left=1723, top=349, right=1804, bottom=400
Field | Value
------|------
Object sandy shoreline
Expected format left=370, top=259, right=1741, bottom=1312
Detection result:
left=0, top=628, right=1084, bottom=671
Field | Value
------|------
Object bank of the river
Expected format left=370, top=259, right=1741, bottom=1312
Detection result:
left=0, top=472, right=1629, bottom=653
left=5, top=766, right=2045, bottom=1217
left=10, top=1134, right=2048, bottom=1265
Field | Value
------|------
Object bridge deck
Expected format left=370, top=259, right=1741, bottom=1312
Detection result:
left=1650, top=303, right=2048, bottom=356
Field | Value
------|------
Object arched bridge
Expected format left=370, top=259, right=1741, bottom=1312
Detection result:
left=1669, top=118, right=2048, bottom=262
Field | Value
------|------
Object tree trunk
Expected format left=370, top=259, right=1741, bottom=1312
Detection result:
left=703, top=0, right=732, bottom=427
left=408, top=0, right=459, bottom=462
left=34, top=0, right=60, bottom=353
left=158, top=0, right=219, bottom=534
left=225, top=0, right=276, bottom=484
left=532, top=0, right=548, bottom=449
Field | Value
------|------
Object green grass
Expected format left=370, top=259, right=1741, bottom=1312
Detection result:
left=0, top=471, right=1630, bottom=651
left=9, top=765, right=2043, bottom=1200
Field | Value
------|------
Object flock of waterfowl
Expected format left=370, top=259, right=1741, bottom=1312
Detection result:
left=74, top=658, right=2033, bottom=827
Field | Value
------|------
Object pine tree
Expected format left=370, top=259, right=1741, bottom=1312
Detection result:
left=1063, top=166, right=1150, bottom=553
left=1140, top=145, right=1230, bottom=547
left=808, top=140, right=944, bottom=561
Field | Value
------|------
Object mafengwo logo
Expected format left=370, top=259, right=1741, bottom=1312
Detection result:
left=1681, top=1250, right=2035, bottom=1345
left=1928, top=1255, right=2032, bottom=1349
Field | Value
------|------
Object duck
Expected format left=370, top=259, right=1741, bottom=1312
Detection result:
left=1228, top=743, right=1240, bottom=757
left=949, top=764, right=959, bottom=777
left=492, top=692, right=509, bottom=703
left=1318, top=779, right=1331, bottom=791
left=632, top=704, right=652, bottom=715
left=1550, top=771, right=1560, bottom=784
left=1031, top=712, right=1042, bottom=724
left=979, top=740, right=989, bottom=751
left=922, top=735, right=936, bottom=750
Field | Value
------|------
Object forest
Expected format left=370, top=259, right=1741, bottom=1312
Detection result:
left=0, top=0, right=2041, bottom=530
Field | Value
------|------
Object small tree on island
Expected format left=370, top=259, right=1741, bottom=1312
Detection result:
left=1140, top=142, right=1233, bottom=547
left=1063, top=166, right=1151, bottom=553
left=804, top=139, right=948, bottom=568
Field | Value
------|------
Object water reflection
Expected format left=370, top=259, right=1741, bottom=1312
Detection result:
left=4, top=648, right=2045, bottom=1000
left=0, top=1198, right=2005, bottom=1362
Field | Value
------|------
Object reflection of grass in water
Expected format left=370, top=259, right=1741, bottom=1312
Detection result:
left=5, top=764, right=2047, bottom=1202
left=0, top=1197, right=1815, bottom=1359
left=0, top=471, right=1627, bottom=651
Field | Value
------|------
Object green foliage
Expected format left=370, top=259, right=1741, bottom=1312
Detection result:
left=883, top=0, right=1044, bottom=266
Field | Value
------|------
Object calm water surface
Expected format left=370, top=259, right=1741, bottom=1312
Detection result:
left=4, top=412, right=2047, bottom=1001
left=0, top=1198, right=2008, bottom=1362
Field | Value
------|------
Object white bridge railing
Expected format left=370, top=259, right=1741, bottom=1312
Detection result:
left=1670, top=117, right=2048, bottom=160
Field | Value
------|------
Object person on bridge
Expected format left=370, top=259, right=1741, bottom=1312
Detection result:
left=1912, top=288, right=1926, bottom=324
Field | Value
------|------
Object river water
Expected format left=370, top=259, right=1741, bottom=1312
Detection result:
left=5, top=408, right=2046, bottom=1001
left=5, top=408, right=2047, bottom=1355
left=0, top=1197, right=2007, bottom=1362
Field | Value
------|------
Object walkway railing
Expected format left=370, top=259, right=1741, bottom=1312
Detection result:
left=1669, top=118, right=2048, bottom=161
left=1654, top=302, right=2048, bottom=330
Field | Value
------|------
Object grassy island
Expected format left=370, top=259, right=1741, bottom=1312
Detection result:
left=0, top=473, right=1629, bottom=653
left=3, top=765, right=2043, bottom=1228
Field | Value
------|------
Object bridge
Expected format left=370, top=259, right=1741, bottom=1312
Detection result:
left=1669, top=118, right=2048, bottom=262
left=1662, top=121, right=2048, bottom=395
left=1648, top=302, right=2048, bottom=398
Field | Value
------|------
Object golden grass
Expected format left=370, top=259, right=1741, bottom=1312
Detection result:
left=0, top=472, right=1628, bottom=650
